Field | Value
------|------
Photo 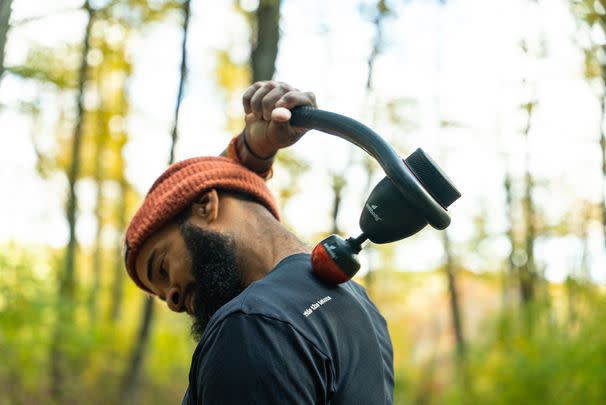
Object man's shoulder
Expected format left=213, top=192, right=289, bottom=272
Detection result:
left=203, top=252, right=382, bottom=346
left=205, top=253, right=316, bottom=331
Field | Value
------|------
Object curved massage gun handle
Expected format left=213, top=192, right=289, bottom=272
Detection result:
left=290, top=106, right=451, bottom=230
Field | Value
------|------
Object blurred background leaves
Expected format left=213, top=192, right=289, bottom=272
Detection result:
left=1, top=0, right=606, bottom=404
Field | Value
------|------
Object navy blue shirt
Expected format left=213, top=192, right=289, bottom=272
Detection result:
left=182, top=253, right=394, bottom=405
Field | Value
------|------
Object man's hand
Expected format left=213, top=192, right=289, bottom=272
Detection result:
left=241, top=81, right=317, bottom=158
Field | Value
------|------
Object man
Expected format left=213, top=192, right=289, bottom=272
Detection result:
left=124, top=81, right=394, bottom=404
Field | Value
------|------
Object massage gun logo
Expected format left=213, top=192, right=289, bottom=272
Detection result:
left=365, top=203, right=381, bottom=221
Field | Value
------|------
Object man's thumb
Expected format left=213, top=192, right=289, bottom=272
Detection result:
left=271, top=107, right=291, bottom=122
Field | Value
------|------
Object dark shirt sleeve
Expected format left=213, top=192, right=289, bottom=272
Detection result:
left=183, top=312, right=332, bottom=405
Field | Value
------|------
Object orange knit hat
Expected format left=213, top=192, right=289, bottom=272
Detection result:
left=124, top=156, right=280, bottom=293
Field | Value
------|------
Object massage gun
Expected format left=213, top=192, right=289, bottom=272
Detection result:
left=290, top=106, right=461, bottom=284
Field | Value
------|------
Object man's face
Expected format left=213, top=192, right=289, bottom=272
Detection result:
left=135, top=218, right=244, bottom=340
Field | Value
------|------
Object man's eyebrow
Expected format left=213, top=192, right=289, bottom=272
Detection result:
left=147, top=249, right=156, bottom=286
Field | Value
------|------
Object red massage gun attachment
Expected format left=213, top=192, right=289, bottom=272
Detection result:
left=311, top=234, right=366, bottom=284
left=312, top=243, right=351, bottom=284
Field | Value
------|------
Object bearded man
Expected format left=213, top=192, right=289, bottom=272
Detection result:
left=124, top=81, right=394, bottom=404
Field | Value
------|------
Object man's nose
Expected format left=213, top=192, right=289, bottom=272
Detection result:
left=166, top=285, right=185, bottom=313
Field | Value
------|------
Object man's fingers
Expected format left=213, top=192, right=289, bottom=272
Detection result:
left=262, top=87, right=288, bottom=121
left=242, top=82, right=264, bottom=114
left=243, top=81, right=298, bottom=118
left=250, top=83, right=277, bottom=118
left=275, top=91, right=317, bottom=110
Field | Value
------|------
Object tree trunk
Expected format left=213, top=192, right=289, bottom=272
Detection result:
left=365, top=0, right=388, bottom=90
left=120, top=1, right=191, bottom=401
left=120, top=296, right=155, bottom=403
left=0, top=0, right=11, bottom=78
left=519, top=101, right=537, bottom=304
left=89, top=70, right=108, bottom=325
left=110, top=179, right=128, bottom=322
left=442, top=230, right=465, bottom=357
left=168, top=0, right=191, bottom=164
left=89, top=165, right=103, bottom=324
left=250, top=0, right=281, bottom=82
left=50, top=1, right=94, bottom=399
left=330, top=173, right=345, bottom=235
left=503, top=172, right=516, bottom=303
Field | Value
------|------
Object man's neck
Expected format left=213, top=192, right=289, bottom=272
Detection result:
left=236, top=207, right=310, bottom=286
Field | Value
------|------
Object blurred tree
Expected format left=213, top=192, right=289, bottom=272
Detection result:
left=121, top=1, right=191, bottom=402
left=0, top=0, right=11, bottom=78
left=363, top=0, right=390, bottom=90
left=49, top=1, right=95, bottom=399
left=89, top=62, right=107, bottom=325
left=329, top=172, right=346, bottom=235
left=120, top=0, right=191, bottom=403
left=169, top=0, right=191, bottom=163
left=101, top=0, right=183, bottom=325
left=6, top=1, right=181, bottom=400
left=250, top=0, right=281, bottom=82
left=230, top=0, right=282, bottom=84
left=110, top=179, right=129, bottom=322
left=571, top=0, right=606, bottom=252
left=231, top=0, right=309, bottom=220
left=503, top=173, right=516, bottom=294
left=519, top=98, right=538, bottom=305
left=515, top=28, right=547, bottom=308
left=429, top=0, right=466, bottom=361
left=442, top=230, right=464, bottom=357
left=87, top=23, right=134, bottom=325
left=51, top=0, right=95, bottom=399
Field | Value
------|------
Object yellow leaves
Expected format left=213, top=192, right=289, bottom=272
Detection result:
left=583, top=48, right=603, bottom=79
left=214, top=49, right=251, bottom=94
left=10, top=44, right=80, bottom=89
left=224, top=115, right=243, bottom=136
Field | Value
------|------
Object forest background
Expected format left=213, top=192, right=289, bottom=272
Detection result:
left=1, top=0, right=606, bottom=404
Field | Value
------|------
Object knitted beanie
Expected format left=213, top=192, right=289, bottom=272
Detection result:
left=124, top=156, right=280, bottom=293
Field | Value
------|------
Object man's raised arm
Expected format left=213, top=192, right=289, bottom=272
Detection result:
left=220, top=81, right=317, bottom=177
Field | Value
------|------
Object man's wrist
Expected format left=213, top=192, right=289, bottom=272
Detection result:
left=235, top=131, right=275, bottom=177
left=242, top=130, right=276, bottom=160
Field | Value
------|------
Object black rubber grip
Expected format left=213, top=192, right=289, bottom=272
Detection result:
left=290, top=106, right=451, bottom=230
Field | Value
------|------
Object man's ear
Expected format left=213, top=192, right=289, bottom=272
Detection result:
left=189, top=189, right=220, bottom=226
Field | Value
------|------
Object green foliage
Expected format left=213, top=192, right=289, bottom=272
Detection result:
left=2, top=245, right=606, bottom=404
left=0, top=247, right=56, bottom=400
left=571, top=0, right=606, bottom=81
left=435, top=291, right=606, bottom=405
left=9, top=44, right=79, bottom=88
left=0, top=245, right=196, bottom=404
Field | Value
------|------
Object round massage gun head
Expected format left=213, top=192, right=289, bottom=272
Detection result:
left=311, top=234, right=363, bottom=284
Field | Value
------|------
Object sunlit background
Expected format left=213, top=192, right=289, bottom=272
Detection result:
left=1, top=0, right=606, bottom=404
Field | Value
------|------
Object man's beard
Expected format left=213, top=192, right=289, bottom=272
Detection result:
left=180, top=221, right=244, bottom=341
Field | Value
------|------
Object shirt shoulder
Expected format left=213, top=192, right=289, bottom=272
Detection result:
left=203, top=253, right=319, bottom=332
left=212, top=253, right=386, bottom=357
